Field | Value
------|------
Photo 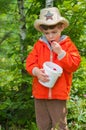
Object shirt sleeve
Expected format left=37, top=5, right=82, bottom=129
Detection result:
left=58, top=50, right=66, bottom=60
left=58, top=37, right=81, bottom=72
left=26, top=43, right=39, bottom=75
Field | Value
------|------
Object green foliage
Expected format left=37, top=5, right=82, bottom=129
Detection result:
left=57, top=0, right=86, bottom=55
left=0, top=0, right=86, bottom=129
left=72, top=57, right=86, bottom=97
left=67, top=57, right=86, bottom=130
left=67, top=98, right=86, bottom=130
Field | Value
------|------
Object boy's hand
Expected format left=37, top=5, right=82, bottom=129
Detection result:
left=33, top=67, right=50, bottom=82
left=51, top=41, right=63, bottom=55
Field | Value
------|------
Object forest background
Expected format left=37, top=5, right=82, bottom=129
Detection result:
left=0, top=0, right=86, bottom=130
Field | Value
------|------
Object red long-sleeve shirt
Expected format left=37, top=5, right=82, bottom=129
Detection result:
left=26, top=35, right=81, bottom=100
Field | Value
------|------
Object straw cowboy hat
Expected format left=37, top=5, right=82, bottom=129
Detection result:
left=34, top=7, right=69, bottom=32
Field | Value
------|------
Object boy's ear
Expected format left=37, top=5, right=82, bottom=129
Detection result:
left=60, top=24, right=65, bottom=31
left=39, top=26, right=43, bottom=32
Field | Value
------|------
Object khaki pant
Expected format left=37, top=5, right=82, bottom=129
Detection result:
left=34, top=99, right=68, bottom=130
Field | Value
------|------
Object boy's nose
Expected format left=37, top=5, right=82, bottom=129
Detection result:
left=49, top=33, right=53, bottom=38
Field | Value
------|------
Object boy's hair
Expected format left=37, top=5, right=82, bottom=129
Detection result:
left=40, top=22, right=63, bottom=30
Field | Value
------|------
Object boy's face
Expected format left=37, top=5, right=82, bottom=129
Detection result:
left=42, top=26, right=63, bottom=43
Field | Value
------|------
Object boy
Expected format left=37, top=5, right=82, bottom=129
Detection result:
left=26, top=7, right=81, bottom=130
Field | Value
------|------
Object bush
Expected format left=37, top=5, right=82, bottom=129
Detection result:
left=67, top=57, right=86, bottom=130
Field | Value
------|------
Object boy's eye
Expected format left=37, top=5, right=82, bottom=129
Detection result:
left=52, top=31, right=57, bottom=34
left=44, top=32, right=57, bottom=35
left=45, top=32, right=49, bottom=35
left=45, top=33, right=49, bottom=35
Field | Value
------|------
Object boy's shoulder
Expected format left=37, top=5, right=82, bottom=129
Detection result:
left=59, top=35, right=67, bottom=42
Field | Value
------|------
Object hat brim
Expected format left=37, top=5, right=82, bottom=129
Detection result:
left=34, top=17, right=69, bottom=32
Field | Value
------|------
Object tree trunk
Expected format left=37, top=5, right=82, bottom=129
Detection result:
left=17, top=0, right=26, bottom=40
left=17, top=0, right=27, bottom=90
left=46, top=0, right=54, bottom=7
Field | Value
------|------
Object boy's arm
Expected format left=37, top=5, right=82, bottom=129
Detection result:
left=58, top=37, right=81, bottom=72
left=26, top=44, right=39, bottom=75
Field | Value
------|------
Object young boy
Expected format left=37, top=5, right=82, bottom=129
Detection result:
left=26, top=7, right=81, bottom=130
